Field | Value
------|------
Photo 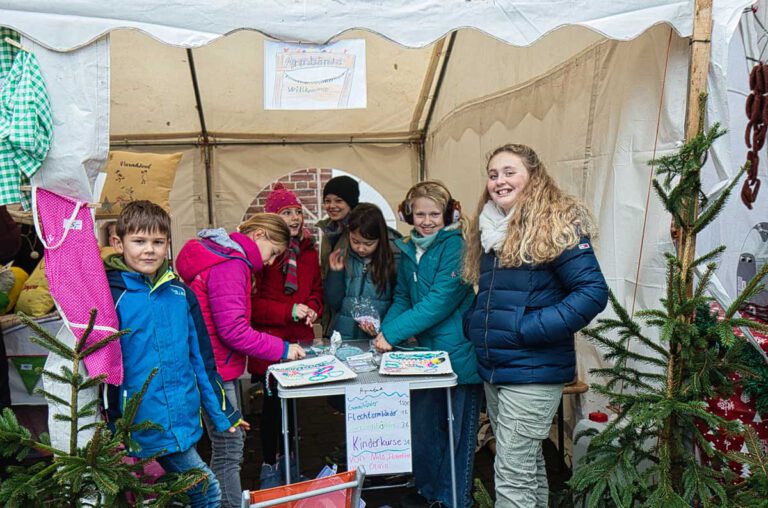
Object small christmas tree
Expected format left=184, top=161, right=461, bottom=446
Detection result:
left=569, top=98, right=768, bottom=507
left=0, top=310, right=207, bottom=507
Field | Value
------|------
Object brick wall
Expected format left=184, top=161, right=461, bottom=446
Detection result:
left=242, top=168, right=333, bottom=239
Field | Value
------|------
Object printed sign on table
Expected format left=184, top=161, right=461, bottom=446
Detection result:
left=264, top=39, right=366, bottom=110
left=267, top=355, right=357, bottom=388
left=345, top=382, right=411, bottom=475
left=379, top=351, right=453, bottom=376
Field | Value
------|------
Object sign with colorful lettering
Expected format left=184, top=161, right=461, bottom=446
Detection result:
left=345, top=382, right=411, bottom=474
left=264, top=39, right=366, bottom=110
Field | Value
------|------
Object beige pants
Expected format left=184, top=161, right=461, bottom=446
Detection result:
left=485, top=382, right=563, bottom=507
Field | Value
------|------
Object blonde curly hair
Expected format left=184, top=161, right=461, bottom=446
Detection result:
left=462, top=144, right=598, bottom=284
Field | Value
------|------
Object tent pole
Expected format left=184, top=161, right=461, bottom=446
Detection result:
left=684, top=0, right=713, bottom=142
left=678, top=0, right=713, bottom=272
left=419, top=31, right=457, bottom=181
left=186, top=48, right=215, bottom=227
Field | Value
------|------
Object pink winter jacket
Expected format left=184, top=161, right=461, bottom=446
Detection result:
left=176, top=231, right=288, bottom=381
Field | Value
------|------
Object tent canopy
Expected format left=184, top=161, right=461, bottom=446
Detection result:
left=0, top=0, right=756, bottom=418
left=2, top=1, right=695, bottom=51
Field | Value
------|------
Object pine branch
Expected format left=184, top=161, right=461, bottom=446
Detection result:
left=725, top=263, right=768, bottom=319
left=40, top=368, right=74, bottom=386
left=693, top=164, right=748, bottom=234
left=28, top=332, right=75, bottom=361
left=34, top=388, right=71, bottom=408
left=79, top=331, right=128, bottom=359
left=691, top=245, right=727, bottom=270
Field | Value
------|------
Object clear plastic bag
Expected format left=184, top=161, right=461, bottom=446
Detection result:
left=351, top=296, right=380, bottom=333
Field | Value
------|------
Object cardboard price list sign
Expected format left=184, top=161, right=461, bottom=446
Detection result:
left=345, top=382, right=411, bottom=475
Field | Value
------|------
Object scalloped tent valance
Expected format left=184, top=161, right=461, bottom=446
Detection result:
left=1, top=0, right=698, bottom=51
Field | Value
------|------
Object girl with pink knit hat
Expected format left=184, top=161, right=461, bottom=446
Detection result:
left=250, top=183, right=323, bottom=488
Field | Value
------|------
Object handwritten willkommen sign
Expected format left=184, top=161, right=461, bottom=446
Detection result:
left=264, top=39, right=367, bottom=110
left=345, top=382, right=412, bottom=475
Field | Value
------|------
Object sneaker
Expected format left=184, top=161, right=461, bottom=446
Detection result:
left=259, top=463, right=281, bottom=490
left=400, top=491, right=430, bottom=508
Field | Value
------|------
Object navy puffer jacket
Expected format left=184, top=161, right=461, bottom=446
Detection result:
left=464, top=237, right=608, bottom=385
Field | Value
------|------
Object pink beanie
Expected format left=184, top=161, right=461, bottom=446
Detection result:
left=264, top=183, right=301, bottom=213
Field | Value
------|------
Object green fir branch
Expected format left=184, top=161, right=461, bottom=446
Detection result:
left=693, top=164, right=748, bottom=234
left=725, top=263, right=768, bottom=319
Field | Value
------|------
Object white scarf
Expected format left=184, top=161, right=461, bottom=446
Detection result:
left=479, top=201, right=513, bottom=253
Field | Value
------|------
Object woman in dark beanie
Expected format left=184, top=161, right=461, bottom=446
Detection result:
left=317, top=175, right=360, bottom=279
left=317, top=175, right=360, bottom=334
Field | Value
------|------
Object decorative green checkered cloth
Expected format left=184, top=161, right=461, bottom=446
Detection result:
left=0, top=28, right=19, bottom=79
left=0, top=31, right=52, bottom=208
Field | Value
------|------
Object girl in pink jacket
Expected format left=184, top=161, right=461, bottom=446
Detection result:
left=176, top=213, right=305, bottom=508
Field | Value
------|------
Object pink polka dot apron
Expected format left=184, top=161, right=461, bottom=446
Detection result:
left=32, top=187, right=123, bottom=385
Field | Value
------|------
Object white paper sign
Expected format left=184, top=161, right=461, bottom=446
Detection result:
left=345, top=382, right=411, bottom=475
left=264, top=39, right=367, bottom=110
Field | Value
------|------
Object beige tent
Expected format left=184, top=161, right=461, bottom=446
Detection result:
left=1, top=0, right=755, bottom=453
left=104, top=24, right=692, bottom=420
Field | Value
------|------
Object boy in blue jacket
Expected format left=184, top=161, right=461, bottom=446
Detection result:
left=105, top=201, right=243, bottom=507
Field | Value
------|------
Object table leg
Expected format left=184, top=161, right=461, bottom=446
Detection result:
left=292, top=399, right=300, bottom=477
left=446, top=387, right=457, bottom=508
left=281, top=397, right=292, bottom=484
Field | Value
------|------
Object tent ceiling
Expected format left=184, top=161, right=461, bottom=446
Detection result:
left=110, top=25, right=618, bottom=143
left=0, top=1, right=695, bottom=51
left=110, top=30, right=438, bottom=141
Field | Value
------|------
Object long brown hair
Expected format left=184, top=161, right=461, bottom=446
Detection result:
left=463, top=144, right=598, bottom=284
left=348, top=203, right=396, bottom=295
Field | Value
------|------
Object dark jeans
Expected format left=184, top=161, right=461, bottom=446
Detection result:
left=203, top=380, right=243, bottom=508
left=157, top=446, right=221, bottom=508
left=253, top=373, right=296, bottom=465
left=411, top=384, right=482, bottom=508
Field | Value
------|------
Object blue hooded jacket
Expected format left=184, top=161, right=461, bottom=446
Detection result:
left=464, top=237, right=608, bottom=385
left=105, top=265, right=238, bottom=458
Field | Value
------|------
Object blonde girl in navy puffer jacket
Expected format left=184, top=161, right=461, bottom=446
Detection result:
left=463, top=144, right=608, bottom=507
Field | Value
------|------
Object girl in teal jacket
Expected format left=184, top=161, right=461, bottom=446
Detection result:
left=375, top=181, right=481, bottom=508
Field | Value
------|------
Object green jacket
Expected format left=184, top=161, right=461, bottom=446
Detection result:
left=381, top=225, right=480, bottom=385
left=318, top=217, right=350, bottom=335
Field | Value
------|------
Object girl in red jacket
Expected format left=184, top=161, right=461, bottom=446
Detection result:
left=250, top=184, right=323, bottom=488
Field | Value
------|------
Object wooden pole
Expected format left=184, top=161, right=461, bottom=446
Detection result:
left=683, top=0, right=713, bottom=142
left=666, top=0, right=714, bottom=491
left=677, top=0, right=713, bottom=266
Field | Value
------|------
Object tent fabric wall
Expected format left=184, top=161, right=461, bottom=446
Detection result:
left=110, top=29, right=435, bottom=141
left=211, top=143, right=418, bottom=234
left=426, top=25, right=690, bottom=428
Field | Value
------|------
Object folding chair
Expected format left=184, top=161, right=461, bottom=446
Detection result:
left=241, top=467, right=366, bottom=508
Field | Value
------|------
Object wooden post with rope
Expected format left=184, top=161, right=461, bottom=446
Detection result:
left=677, top=0, right=713, bottom=266
left=665, top=0, right=714, bottom=490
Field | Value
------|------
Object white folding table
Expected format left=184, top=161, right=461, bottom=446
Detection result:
left=277, top=368, right=459, bottom=507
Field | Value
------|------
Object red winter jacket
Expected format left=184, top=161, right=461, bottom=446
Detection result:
left=176, top=231, right=287, bottom=381
left=249, top=235, right=323, bottom=375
